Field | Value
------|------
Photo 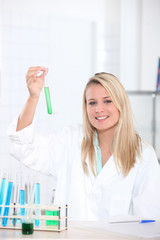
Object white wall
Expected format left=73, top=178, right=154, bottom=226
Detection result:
left=141, top=0, right=160, bottom=90
left=120, top=0, right=142, bottom=90
left=0, top=0, right=120, bottom=203
left=1, top=0, right=107, bottom=21
left=96, top=0, right=120, bottom=76
left=120, top=0, right=160, bottom=91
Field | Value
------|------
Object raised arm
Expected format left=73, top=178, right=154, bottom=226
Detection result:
left=16, top=66, right=48, bottom=131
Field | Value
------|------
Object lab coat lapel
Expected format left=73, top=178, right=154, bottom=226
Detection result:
left=93, top=156, right=118, bottom=190
left=86, top=155, right=118, bottom=190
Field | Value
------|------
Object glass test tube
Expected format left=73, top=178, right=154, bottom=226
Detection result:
left=46, top=189, right=58, bottom=225
left=34, top=182, right=40, bottom=227
left=12, top=173, right=19, bottom=226
left=19, top=174, right=25, bottom=224
left=0, top=172, right=7, bottom=216
left=36, top=70, right=52, bottom=114
left=44, top=79, right=52, bottom=114
left=22, top=176, right=34, bottom=235
left=2, top=175, right=13, bottom=227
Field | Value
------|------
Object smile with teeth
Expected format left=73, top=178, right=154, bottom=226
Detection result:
left=96, top=116, right=109, bottom=120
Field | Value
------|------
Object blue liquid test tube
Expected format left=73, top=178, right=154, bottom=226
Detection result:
left=0, top=173, right=7, bottom=216
left=20, top=189, right=25, bottom=223
left=19, top=172, right=26, bottom=224
left=35, top=182, right=40, bottom=226
left=2, top=181, right=13, bottom=226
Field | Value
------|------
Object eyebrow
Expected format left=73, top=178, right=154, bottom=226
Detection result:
left=87, top=96, right=111, bottom=101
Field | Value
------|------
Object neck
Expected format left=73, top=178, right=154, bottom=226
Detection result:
left=97, top=129, right=114, bottom=148
left=97, top=130, right=114, bottom=166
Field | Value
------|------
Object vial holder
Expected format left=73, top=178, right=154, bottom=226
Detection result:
left=0, top=204, right=68, bottom=232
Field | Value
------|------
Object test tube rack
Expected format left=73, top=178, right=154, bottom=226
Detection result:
left=0, top=204, right=68, bottom=232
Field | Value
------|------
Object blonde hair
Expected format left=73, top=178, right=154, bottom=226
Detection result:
left=81, top=72, right=142, bottom=177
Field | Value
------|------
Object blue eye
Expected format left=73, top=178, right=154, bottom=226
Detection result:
left=89, top=101, right=96, bottom=105
left=104, top=100, right=112, bottom=103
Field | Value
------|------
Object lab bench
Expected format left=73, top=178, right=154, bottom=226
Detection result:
left=0, top=220, right=160, bottom=240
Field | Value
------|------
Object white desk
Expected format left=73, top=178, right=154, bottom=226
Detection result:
left=0, top=221, right=160, bottom=240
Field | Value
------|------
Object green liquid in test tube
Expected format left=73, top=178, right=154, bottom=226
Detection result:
left=46, top=189, right=58, bottom=225
left=44, top=79, right=52, bottom=114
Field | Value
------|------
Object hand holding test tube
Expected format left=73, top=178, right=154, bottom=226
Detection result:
left=16, top=67, right=50, bottom=132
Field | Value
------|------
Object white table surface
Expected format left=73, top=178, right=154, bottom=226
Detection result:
left=0, top=221, right=160, bottom=240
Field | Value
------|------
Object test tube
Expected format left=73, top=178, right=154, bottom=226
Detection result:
left=12, top=173, right=19, bottom=226
left=44, top=79, right=52, bottom=114
left=22, top=176, right=34, bottom=235
left=2, top=175, right=13, bottom=226
left=34, top=181, right=41, bottom=227
left=46, top=189, right=58, bottom=225
left=0, top=172, right=7, bottom=216
left=22, top=178, right=34, bottom=235
left=19, top=174, right=25, bottom=224
left=36, top=70, right=52, bottom=114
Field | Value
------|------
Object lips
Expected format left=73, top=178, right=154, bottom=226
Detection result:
left=95, top=116, right=109, bottom=120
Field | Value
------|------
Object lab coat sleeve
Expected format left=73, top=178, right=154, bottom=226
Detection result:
left=7, top=117, right=67, bottom=177
left=132, top=144, right=160, bottom=219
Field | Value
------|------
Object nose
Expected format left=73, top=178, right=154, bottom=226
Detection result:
left=95, top=103, right=104, bottom=113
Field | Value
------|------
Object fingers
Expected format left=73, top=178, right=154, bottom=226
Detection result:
left=26, top=66, right=49, bottom=97
left=26, top=66, right=49, bottom=80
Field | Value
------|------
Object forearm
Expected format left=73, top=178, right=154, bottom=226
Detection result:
left=16, top=95, right=39, bottom=131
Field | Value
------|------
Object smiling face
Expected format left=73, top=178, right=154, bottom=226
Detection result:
left=86, top=83, right=120, bottom=134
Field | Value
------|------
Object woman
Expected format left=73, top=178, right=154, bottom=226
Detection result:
left=8, top=66, right=160, bottom=220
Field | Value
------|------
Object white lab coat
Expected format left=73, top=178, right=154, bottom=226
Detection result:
left=8, top=119, right=160, bottom=220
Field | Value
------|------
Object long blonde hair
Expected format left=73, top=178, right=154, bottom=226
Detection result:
left=81, top=72, right=142, bottom=177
